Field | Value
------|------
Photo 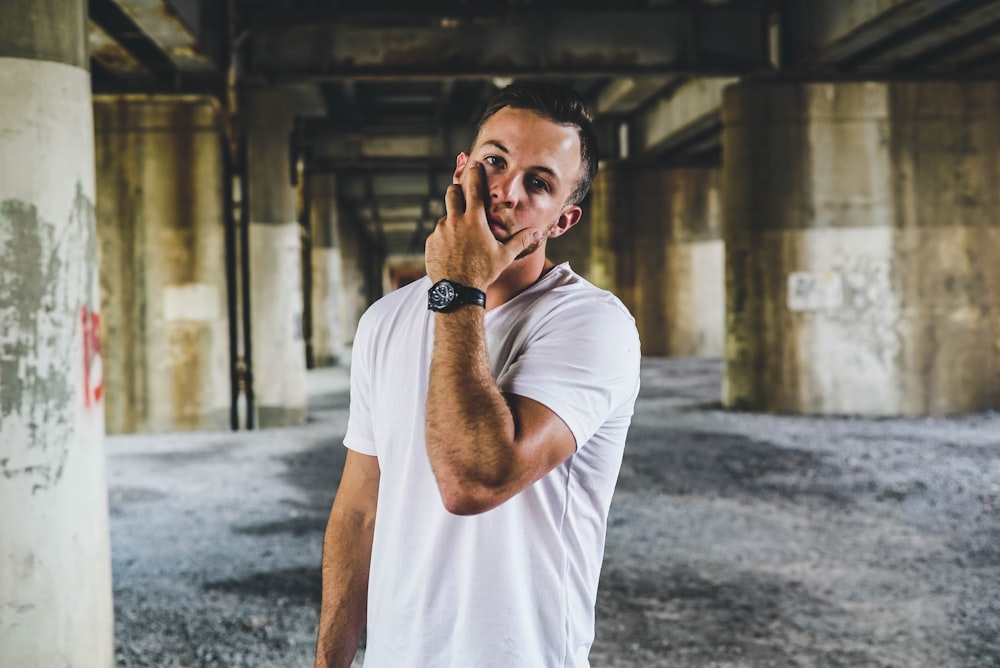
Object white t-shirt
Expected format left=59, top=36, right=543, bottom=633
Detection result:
left=344, top=263, right=641, bottom=668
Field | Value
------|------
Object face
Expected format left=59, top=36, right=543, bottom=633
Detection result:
left=454, top=107, right=583, bottom=259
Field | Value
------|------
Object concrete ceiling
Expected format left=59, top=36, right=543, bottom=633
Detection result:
left=88, top=0, right=1000, bottom=256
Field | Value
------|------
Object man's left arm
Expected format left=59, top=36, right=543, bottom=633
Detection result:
left=424, top=161, right=575, bottom=515
left=425, top=305, right=576, bottom=515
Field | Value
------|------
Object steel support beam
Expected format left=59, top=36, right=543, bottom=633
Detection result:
left=248, top=9, right=770, bottom=81
left=783, top=0, right=995, bottom=70
left=632, top=77, right=735, bottom=162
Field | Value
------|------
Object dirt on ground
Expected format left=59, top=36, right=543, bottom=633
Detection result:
left=109, top=358, right=1000, bottom=667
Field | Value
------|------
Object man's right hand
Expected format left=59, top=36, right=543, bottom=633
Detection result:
left=424, top=159, right=538, bottom=290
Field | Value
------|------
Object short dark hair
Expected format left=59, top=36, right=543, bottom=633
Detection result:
left=474, top=82, right=599, bottom=207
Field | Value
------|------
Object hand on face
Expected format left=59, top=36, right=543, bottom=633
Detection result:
left=424, top=159, right=540, bottom=290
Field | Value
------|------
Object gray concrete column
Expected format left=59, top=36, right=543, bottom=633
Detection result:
left=308, top=173, right=343, bottom=366
left=585, top=164, right=629, bottom=294
left=93, top=96, right=230, bottom=434
left=665, top=169, right=725, bottom=358
left=0, top=0, right=114, bottom=665
left=335, top=213, right=370, bottom=350
left=548, top=195, right=592, bottom=278
left=723, top=81, right=1000, bottom=415
left=618, top=166, right=667, bottom=354
left=586, top=164, right=725, bottom=358
left=242, top=88, right=306, bottom=427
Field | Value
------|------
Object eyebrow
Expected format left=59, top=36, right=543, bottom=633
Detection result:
left=479, top=139, right=560, bottom=182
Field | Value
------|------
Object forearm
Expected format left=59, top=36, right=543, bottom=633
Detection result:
left=314, top=507, right=374, bottom=668
left=426, top=308, right=516, bottom=501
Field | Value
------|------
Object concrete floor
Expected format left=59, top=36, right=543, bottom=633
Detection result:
left=108, top=358, right=1000, bottom=667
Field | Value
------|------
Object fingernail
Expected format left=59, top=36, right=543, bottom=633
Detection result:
left=532, top=230, right=541, bottom=241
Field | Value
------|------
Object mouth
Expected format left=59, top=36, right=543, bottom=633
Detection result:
left=486, top=213, right=510, bottom=238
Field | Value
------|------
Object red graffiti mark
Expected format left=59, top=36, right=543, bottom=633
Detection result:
left=81, top=306, right=103, bottom=409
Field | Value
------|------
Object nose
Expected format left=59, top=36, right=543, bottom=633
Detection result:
left=489, top=172, right=523, bottom=208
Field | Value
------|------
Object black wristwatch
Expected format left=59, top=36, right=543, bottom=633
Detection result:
left=427, top=279, right=487, bottom=312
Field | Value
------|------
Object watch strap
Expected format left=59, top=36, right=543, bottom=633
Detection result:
left=452, top=283, right=487, bottom=309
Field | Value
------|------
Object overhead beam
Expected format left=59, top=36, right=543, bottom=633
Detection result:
left=88, top=19, right=153, bottom=78
left=248, top=9, right=770, bottom=81
left=862, top=2, right=1000, bottom=70
left=303, top=122, right=474, bottom=163
left=928, top=27, right=1000, bottom=70
left=311, top=156, right=456, bottom=172
left=595, top=76, right=683, bottom=114
left=114, top=0, right=216, bottom=71
left=632, top=77, right=734, bottom=162
left=89, top=0, right=178, bottom=84
left=783, top=0, right=985, bottom=69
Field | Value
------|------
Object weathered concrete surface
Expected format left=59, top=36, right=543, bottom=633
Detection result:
left=628, top=167, right=724, bottom=357
left=586, top=165, right=725, bottom=358
left=0, top=0, right=87, bottom=67
left=724, top=81, right=1000, bottom=416
left=547, top=198, right=593, bottom=279
left=243, top=88, right=307, bottom=427
left=308, top=174, right=343, bottom=367
left=335, top=204, right=372, bottom=349
left=94, top=95, right=230, bottom=434
left=0, top=44, right=113, bottom=668
left=633, top=78, right=734, bottom=157
left=107, top=359, right=1000, bottom=667
left=586, top=165, right=629, bottom=293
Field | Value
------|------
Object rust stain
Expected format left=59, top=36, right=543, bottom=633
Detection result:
left=90, top=43, right=144, bottom=72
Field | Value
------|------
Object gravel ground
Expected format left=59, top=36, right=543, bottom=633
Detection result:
left=108, top=358, right=1000, bottom=667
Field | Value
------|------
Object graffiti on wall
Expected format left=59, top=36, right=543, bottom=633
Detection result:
left=80, top=306, right=103, bottom=410
left=0, top=183, right=100, bottom=492
left=828, top=251, right=901, bottom=370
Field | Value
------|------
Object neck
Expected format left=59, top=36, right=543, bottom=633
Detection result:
left=485, top=252, right=556, bottom=312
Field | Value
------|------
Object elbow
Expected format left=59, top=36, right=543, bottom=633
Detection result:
left=437, top=480, right=502, bottom=516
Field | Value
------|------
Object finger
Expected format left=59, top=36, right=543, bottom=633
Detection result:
left=444, top=183, right=465, bottom=217
left=462, top=160, right=486, bottom=213
left=504, top=228, right=541, bottom=261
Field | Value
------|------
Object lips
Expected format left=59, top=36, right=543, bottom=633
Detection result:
left=486, top=213, right=510, bottom=238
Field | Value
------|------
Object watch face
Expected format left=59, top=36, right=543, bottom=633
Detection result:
left=429, top=280, right=457, bottom=310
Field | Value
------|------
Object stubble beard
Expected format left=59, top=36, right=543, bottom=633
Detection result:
left=514, top=220, right=557, bottom=260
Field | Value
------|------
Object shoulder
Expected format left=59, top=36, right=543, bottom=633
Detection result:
left=355, top=277, right=432, bottom=347
left=524, top=264, right=638, bottom=343
left=359, top=277, right=431, bottom=326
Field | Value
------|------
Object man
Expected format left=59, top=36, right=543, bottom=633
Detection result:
left=314, top=82, right=641, bottom=668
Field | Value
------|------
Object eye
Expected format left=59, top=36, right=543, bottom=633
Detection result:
left=528, top=176, right=550, bottom=193
left=483, top=155, right=504, bottom=169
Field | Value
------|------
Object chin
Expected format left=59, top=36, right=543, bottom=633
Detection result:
left=515, top=239, right=544, bottom=261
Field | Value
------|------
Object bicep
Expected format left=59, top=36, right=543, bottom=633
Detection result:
left=507, top=393, right=577, bottom=487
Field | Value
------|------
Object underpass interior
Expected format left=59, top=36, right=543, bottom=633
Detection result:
left=2, top=1, right=1000, bottom=666
left=105, top=359, right=1000, bottom=666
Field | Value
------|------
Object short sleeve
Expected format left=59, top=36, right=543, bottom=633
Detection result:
left=343, top=310, right=378, bottom=456
left=497, top=297, right=640, bottom=450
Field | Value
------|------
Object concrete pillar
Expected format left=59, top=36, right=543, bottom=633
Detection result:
left=630, top=168, right=725, bottom=357
left=336, top=213, right=370, bottom=349
left=586, top=164, right=629, bottom=294
left=93, top=96, right=230, bottom=434
left=0, top=0, right=114, bottom=665
left=548, top=195, right=592, bottom=277
left=308, top=173, right=343, bottom=366
left=724, top=81, right=1000, bottom=415
left=620, top=167, right=667, bottom=354
left=587, top=164, right=725, bottom=358
left=242, top=89, right=306, bottom=426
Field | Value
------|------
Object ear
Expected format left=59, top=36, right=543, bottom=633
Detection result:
left=548, top=205, right=583, bottom=239
left=453, top=152, right=469, bottom=183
